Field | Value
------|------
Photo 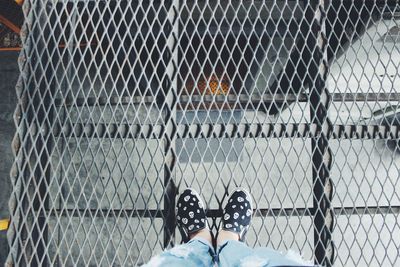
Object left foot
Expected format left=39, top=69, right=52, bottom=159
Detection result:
left=176, top=188, right=211, bottom=243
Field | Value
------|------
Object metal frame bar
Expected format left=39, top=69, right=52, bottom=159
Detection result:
left=41, top=205, right=400, bottom=218
left=11, top=2, right=53, bottom=265
left=308, top=0, right=334, bottom=265
left=49, top=122, right=400, bottom=140
left=53, top=93, right=400, bottom=107
left=30, top=2, right=61, bottom=264
left=163, top=0, right=179, bottom=249
left=6, top=0, right=31, bottom=262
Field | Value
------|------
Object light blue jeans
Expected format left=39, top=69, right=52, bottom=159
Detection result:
left=143, top=237, right=313, bottom=267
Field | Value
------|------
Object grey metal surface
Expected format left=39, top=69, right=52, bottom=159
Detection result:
left=6, top=1, right=400, bottom=266
left=0, top=51, right=19, bottom=266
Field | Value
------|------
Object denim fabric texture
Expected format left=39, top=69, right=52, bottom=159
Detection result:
left=143, top=238, right=312, bottom=267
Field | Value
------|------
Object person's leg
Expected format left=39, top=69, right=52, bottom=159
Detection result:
left=216, top=188, right=258, bottom=266
left=143, top=188, right=215, bottom=266
left=143, top=235, right=214, bottom=267
left=217, top=239, right=312, bottom=267
left=217, top=239, right=269, bottom=267
left=216, top=188, right=312, bottom=267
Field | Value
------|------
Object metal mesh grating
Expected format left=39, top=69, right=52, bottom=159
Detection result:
left=6, top=0, right=400, bottom=266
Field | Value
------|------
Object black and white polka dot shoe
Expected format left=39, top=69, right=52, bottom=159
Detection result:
left=176, top=188, right=208, bottom=243
left=222, top=188, right=253, bottom=241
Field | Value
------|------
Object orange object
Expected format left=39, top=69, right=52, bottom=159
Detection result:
left=15, top=0, right=24, bottom=6
left=207, top=74, right=230, bottom=95
left=197, top=74, right=230, bottom=96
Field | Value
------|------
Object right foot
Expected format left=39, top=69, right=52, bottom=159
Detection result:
left=219, top=188, right=253, bottom=243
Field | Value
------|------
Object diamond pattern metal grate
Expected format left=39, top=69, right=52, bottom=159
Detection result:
left=6, top=1, right=400, bottom=266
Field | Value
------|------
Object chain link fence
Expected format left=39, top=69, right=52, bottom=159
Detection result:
left=6, top=0, right=400, bottom=266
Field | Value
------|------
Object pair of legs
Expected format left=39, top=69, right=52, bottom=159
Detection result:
left=144, top=188, right=312, bottom=267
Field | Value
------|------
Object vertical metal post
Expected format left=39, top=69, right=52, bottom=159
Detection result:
left=163, top=0, right=179, bottom=248
left=13, top=2, right=55, bottom=265
left=308, top=0, right=335, bottom=266
left=30, top=2, right=59, bottom=265
left=6, top=0, right=31, bottom=264
left=53, top=4, right=77, bottom=265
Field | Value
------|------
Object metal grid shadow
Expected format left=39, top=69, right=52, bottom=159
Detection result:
left=7, top=0, right=400, bottom=266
